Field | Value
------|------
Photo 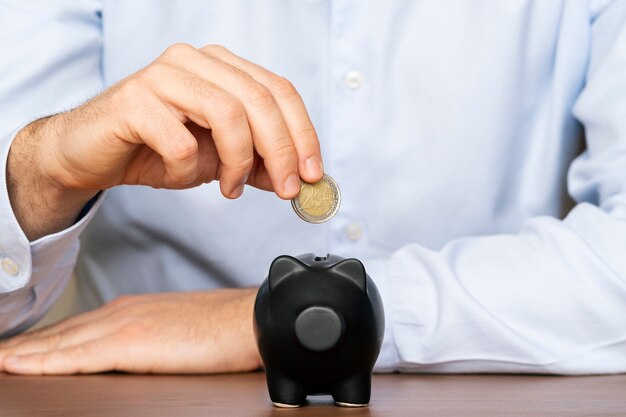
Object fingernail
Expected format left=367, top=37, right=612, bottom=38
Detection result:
left=305, top=156, right=324, bottom=180
left=231, top=184, right=245, bottom=198
left=284, top=173, right=301, bottom=197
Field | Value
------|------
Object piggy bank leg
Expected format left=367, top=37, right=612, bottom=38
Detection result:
left=266, top=371, right=307, bottom=407
left=331, top=373, right=371, bottom=407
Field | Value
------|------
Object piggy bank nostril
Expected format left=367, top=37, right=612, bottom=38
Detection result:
left=295, top=306, right=342, bottom=352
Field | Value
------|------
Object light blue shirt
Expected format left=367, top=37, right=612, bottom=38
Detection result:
left=1, top=0, right=626, bottom=374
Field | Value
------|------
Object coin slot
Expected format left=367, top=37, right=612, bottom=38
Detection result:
left=314, top=256, right=328, bottom=262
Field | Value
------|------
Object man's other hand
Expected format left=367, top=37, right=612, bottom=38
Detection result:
left=0, top=289, right=262, bottom=375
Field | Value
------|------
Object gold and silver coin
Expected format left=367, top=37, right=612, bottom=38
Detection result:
left=291, top=174, right=341, bottom=224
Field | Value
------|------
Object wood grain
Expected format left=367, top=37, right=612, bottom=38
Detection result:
left=1, top=372, right=625, bottom=416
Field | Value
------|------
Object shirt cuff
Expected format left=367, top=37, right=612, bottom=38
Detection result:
left=0, top=125, right=104, bottom=293
left=363, top=257, right=400, bottom=372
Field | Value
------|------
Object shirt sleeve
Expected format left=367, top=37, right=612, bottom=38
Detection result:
left=0, top=0, right=103, bottom=337
left=372, top=0, right=626, bottom=375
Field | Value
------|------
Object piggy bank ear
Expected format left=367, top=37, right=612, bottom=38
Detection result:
left=269, top=255, right=307, bottom=290
left=331, top=258, right=366, bottom=292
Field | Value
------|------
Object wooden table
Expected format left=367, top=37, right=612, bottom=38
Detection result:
left=1, top=371, right=625, bottom=416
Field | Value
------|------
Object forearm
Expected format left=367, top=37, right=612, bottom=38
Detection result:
left=374, top=203, right=626, bottom=374
left=6, top=117, right=97, bottom=241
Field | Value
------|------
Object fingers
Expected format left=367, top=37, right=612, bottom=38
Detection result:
left=116, top=87, right=201, bottom=188
left=49, top=43, right=321, bottom=197
left=3, top=337, right=118, bottom=375
left=141, top=113, right=198, bottom=189
left=157, top=43, right=313, bottom=198
left=0, top=304, right=132, bottom=371
left=144, top=64, right=254, bottom=197
left=31, top=43, right=323, bottom=199
left=186, top=122, right=221, bottom=186
left=201, top=45, right=324, bottom=184
left=247, top=153, right=274, bottom=192
left=0, top=296, right=152, bottom=374
left=0, top=324, right=114, bottom=363
left=0, top=290, right=262, bottom=375
left=0, top=310, right=108, bottom=352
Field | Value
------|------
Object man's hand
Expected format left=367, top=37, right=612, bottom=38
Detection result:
left=0, top=289, right=262, bottom=375
left=7, top=44, right=323, bottom=240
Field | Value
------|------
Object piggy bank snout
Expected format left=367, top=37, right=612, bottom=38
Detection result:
left=295, top=306, right=343, bottom=352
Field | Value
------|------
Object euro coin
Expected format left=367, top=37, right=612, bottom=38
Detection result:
left=291, top=174, right=341, bottom=224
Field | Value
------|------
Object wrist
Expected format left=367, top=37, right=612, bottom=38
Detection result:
left=241, top=288, right=264, bottom=370
left=7, top=117, right=97, bottom=240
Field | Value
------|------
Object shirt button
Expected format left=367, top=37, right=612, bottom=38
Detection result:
left=1, top=258, right=20, bottom=276
left=344, top=70, right=363, bottom=90
left=345, top=224, right=364, bottom=242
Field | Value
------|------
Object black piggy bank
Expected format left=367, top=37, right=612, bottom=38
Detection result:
left=253, top=253, right=384, bottom=407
